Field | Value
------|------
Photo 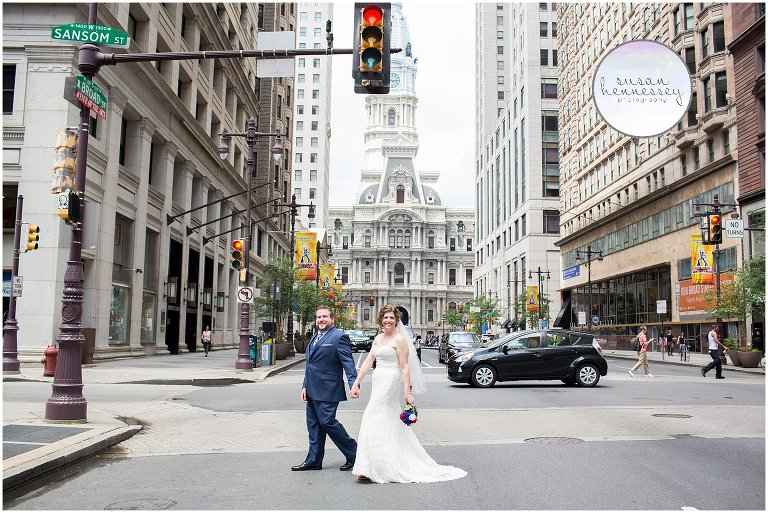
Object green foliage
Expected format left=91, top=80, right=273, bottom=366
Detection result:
left=253, top=257, right=295, bottom=338
left=703, top=253, right=765, bottom=323
left=442, top=309, right=463, bottom=331
left=296, top=280, right=322, bottom=330
left=465, top=296, right=502, bottom=335
left=514, top=292, right=552, bottom=329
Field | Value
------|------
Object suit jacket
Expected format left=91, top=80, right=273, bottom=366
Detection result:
left=303, top=326, right=357, bottom=403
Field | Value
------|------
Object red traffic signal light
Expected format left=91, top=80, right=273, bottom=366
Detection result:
left=708, top=214, right=722, bottom=244
left=369, top=295, right=375, bottom=306
left=353, top=3, right=391, bottom=94
left=231, top=239, right=245, bottom=271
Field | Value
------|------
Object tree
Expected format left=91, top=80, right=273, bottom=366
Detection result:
left=253, top=257, right=295, bottom=341
left=465, top=296, right=502, bottom=335
left=442, top=308, right=463, bottom=331
left=515, top=292, right=552, bottom=329
left=296, top=280, right=322, bottom=333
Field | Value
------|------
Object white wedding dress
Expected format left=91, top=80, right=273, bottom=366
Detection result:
left=353, top=345, right=467, bottom=483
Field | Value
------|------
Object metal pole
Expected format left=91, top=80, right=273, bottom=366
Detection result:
left=3, top=195, right=23, bottom=374
left=287, top=196, right=297, bottom=351
left=587, top=250, right=593, bottom=333
left=235, top=118, right=257, bottom=371
left=45, top=3, right=98, bottom=421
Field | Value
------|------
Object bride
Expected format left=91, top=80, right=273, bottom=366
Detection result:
left=349, top=304, right=466, bottom=483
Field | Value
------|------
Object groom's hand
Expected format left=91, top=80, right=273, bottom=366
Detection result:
left=349, top=384, right=360, bottom=399
left=300, top=388, right=307, bottom=402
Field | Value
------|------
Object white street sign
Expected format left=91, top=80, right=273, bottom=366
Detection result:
left=578, top=311, right=587, bottom=325
left=256, top=31, right=295, bottom=78
left=12, top=276, right=22, bottom=297
left=656, top=300, right=667, bottom=314
left=725, top=219, right=744, bottom=238
left=469, top=306, right=480, bottom=313
left=237, top=286, right=254, bottom=303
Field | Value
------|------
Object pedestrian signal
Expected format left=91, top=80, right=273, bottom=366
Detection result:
left=27, top=225, right=40, bottom=251
left=52, top=131, right=77, bottom=194
left=353, top=3, right=391, bottom=94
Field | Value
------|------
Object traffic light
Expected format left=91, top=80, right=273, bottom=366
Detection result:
left=708, top=214, right=722, bottom=244
left=51, top=131, right=76, bottom=194
left=231, top=239, right=245, bottom=271
left=27, top=225, right=40, bottom=251
left=369, top=295, right=375, bottom=306
left=353, top=3, right=391, bottom=94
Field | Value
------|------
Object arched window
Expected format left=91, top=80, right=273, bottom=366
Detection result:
left=404, top=229, right=411, bottom=248
left=396, top=185, right=405, bottom=203
left=334, top=218, right=342, bottom=230
left=394, top=263, right=405, bottom=284
left=396, top=229, right=403, bottom=248
left=388, top=109, right=396, bottom=126
left=389, top=229, right=396, bottom=248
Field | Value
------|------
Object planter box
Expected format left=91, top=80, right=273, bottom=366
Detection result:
left=736, top=350, right=762, bottom=368
left=274, top=343, right=291, bottom=360
left=728, top=350, right=742, bottom=366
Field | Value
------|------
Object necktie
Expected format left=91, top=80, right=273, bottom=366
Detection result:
left=313, top=331, right=325, bottom=349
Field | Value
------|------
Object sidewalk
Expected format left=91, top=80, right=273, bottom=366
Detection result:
left=601, top=348, right=765, bottom=376
left=2, top=349, right=305, bottom=491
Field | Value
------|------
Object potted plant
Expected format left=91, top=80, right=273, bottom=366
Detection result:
left=724, top=337, right=741, bottom=366
left=273, top=339, right=291, bottom=360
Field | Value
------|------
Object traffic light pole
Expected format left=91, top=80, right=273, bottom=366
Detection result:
left=575, top=245, right=603, bottom=333
left=3, top=195, right=24, bottom=374
left=528, top=267, right=550, bottom=327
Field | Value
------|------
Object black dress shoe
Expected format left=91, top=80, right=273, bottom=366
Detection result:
left=291, top=462, right=322, bottom=471
left=339, top=459, right=355, bottom=471
left=716, top=376, right=725, bottom=379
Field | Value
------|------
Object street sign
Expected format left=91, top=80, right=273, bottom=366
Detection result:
left=469, top=306, right=480, bottom=313
left=51, top=23, right=130, bottom=49
left=256, top=31, right=295, bottom=78
left=74, top=76, right=107, bottom=119
left=578, top=311, right=587, bottom=325
left=12, top=276, right=22, bottom=297
left=591, top=315, right=599, bottom=325
left=563, top=266, right=580, bottom=280
left=237, top=286, right=254, bottom=304
left=725, top=219, right=744, bottom=238
left=656, top=300, right=667, bottom=314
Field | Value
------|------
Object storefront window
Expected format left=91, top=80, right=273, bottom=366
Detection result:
left=109, top=284, right=131, bottom=341
left=141, top=291, right=156, bottom=342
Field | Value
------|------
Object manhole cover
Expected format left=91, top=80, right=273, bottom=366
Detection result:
left=105, top=499, right=176, bottom=510
left=524, top=437, right=584, bottom=444
left=652, top=413, right=692, bottom=418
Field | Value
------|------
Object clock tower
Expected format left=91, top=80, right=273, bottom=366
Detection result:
left=362, top=2, right=419, bottom=170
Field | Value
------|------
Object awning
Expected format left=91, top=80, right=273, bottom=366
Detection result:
left=501, top=318, right=514, bottom=329
left=553, top=298, right=572, bottom=329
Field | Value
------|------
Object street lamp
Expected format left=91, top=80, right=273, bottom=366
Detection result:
left=575, top=245, right=603, bottom=332
left=218, top=117, right=283, bottom=371
left=272, top=194, right=316, bottom=352
left=692, top=193, right=740, bottom=334
left=315, top=239, right=334, bottom=290
left=528, top=267, right=551, bottom=327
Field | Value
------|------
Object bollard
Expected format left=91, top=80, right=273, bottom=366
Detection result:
left=41, top=344, right=58, bottom=377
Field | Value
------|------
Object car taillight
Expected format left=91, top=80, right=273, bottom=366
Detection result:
left=593, top=339, right=603, bottom=354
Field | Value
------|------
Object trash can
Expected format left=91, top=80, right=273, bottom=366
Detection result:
left=260, top=339, right=275, bottom=367
left=249, top=335, right=261, bottom=368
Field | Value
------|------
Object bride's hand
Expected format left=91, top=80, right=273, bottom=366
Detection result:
left=405, top=392, right=414, bottom=405
left=350, top=384, right=360, bottom=399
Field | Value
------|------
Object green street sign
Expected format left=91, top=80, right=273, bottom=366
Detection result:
left=51, top=23, right=130, bottom=49
left=74, top=76, right=107, bottom=119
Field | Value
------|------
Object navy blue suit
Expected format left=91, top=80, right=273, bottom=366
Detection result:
left=301, top=326, right=358, bottom=466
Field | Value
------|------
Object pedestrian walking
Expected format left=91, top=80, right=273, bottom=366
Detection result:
left=201, top=326, right=213, bottom=357
left=666, top=329, right=674, bottom=356
left=701, top=324, right=728, bottom=379
left=678, top=332, right=688, bottom=361
left=628, top=326, right=653, bottom=378
left=292, top=305, right=358, bottom=472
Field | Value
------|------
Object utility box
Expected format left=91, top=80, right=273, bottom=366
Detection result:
left=249, top=336, right=261, bottom=368
left=260, top=340, right=275, bottom=367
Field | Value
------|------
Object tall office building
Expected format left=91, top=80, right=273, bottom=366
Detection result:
left=557, top=3, right=741, bottom=343
left=292, top=2, right=334, bottom=231
left=3, top=3, right=296, bottom=361
left=474, top=2, right=562, bottom=333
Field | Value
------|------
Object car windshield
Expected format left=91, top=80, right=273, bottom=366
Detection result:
left=487, top=331, right=537, bottom=349
left=346, top=330, right=365, bottom=337
left=449, top=333, right=478, bottom=346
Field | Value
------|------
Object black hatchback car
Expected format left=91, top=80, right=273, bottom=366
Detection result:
left=446, top=329, right=607, bottom=387
left=438, top=332, right=481, bottom=363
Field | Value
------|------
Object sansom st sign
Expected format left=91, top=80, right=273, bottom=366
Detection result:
left=51, top=23, right=130, bottom=49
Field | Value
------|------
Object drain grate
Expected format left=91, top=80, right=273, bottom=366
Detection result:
left=3, top=424, right=90, bottom=443
left=105, top=499, right=177, bottom=510
left=652, top=413, right=692, bottom=419
left=524, top=437, right=584, bottom=445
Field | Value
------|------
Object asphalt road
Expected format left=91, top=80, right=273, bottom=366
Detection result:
left=4, top=349, right=765, bottom=510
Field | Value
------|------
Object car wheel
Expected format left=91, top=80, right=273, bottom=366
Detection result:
left=471, top=364, right=497, bottom=388
left=575, top=363, right=600, bottom=387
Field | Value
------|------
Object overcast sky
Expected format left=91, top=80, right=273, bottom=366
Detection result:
left=328, top=1, right=476, bottom=208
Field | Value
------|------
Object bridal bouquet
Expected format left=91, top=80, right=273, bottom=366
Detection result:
left=399, top=403, right=418, bottom=426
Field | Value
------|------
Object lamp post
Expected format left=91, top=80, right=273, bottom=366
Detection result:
left=528, top=267, right=551, bottom=328
left=272, top=194, right=316, bottom=351
left=315, top=240, right=333, bottom=290
left=693, top=193, right=740, bottom=335
left=575, top=245, right=603, bottom=332
left=218, top=117, right=283, bottom=371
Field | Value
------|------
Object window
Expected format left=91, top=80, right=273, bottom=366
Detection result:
left=553, top=50, right=558, bottom=66
left=299, top=27, right=306, bottom=37
left=687, top=91, right=698, bottom=126
left=428, top=235, right=435, bottom=249
left=296, top=120, right=304, bottom=130
left=341, top=266, right=349, bottom=284
left=311, top=105, right=319, bottom=115
left=394, top=263, right=404, bottom=285
left=297, top=105, right=304, bottom=114
left=540, top=22, right=548, bottom=37
left=466, top=269, right=473, bottom=285
left=364, top=235, right=371, bottom=247
left=497, top=75, right=504, bottom=85
left=296, top=137, right=303, bottom=147
left=466, top=238, right=473, bottom=251
left=539, top=2, right=547, bottom=10
left=3, top=64, right=15, bottom=114
left=309, top=188, right=316, bottom=199
left=703, top=77, right=712, bottom=112
left=521, top=214, right=527, bottom=236
left=544, top=210, right=560, bottom=234
left=298, top=58, right=305, bottom=68
left=541, top=78, right=557, bottom=99
left=540, top=49, right=548, bottom=65
left=701, top=28, right=709, bottom=58
left=722, top=129, right=730, bottom=155
left=293, top=188, right=302, bottom=199
left=427, top=272, right=435, bottom=285
left=311, top=121, right=318, bottom=130
left=310, top=153, right=318, bottom=163
left=342, top=236, right=349, bottom=249
left=312, top=74, right=319, bottom=83
left=684, top=3, right=694, bottom=30
left=396, top=185, right=404, bottom=203
left=552, top=22, right=557, bottom=37
left=684, top=47, right=696, bottom=75
left=713, top=21, right=725, bottom=53
left=707, top=139, right=715, bottom=162
left=312, top=90, right=319, bottom=99
left=715, top=72, right=727, bottom=108
left=681, top=154, right=688, bottom=175
left=294, top=170, right=302, bottom=181
left=311, top=137, right=318, bottom=147
left=497, top=46, right=503, bottom=55
left=314, top=27, right=321, bottom=37
left=693, top=146, right=700, bottom=169
left=297, top=89, right=304, bottom=99
left=673, top=7, right=681, bottom=34
left=449, top=269, right=456, bottom=286
left=389, top=230, right=396, bottom=248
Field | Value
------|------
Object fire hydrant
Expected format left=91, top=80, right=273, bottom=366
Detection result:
left=41, top=345, right=58, bottom=377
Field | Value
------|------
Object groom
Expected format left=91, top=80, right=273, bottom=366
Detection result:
left=292, top=305, right=359, bottom=471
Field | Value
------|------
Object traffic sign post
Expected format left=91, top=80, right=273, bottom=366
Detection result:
left=237, top=286, right=254, bottom=304
left=12, top=276, right=23, bottom=298
left=51, top=23, right=130, bottom=48
left=74, top=76, right=107, bottom=119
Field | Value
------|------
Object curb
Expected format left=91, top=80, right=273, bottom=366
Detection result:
left=3, top=424, right=141, bottom=492
left=603, top=354, right=764, bottom=375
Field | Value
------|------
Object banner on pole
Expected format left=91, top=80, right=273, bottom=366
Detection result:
left=691, top=234, right=715, bottom=285
left=294, top=231, right=317, bottom=281
left=526, top=285, right=539, bottom=312
left=319, top=265, right=336, bottom=289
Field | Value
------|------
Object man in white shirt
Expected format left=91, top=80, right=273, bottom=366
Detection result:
left=701, top=323, right=728, bottom=379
